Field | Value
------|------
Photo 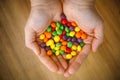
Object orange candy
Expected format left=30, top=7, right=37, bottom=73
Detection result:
left=71, top=22, right=77, bottom=27
left=61, top=46, right=67, bottom=51
left=62, top=41, right=67, bottom=46
left=44, top=32, right=52, bottom=38
left=44, top=37, right=48, bottom=42
left=81, top=33, right=87, bottom=40
left=51, top=22, right=56, bottom=28
left=47, top=50, right=52, bottom=56
left=75, top=31, right=81, bottom=38
left=60, top=38, right=64, bottom=42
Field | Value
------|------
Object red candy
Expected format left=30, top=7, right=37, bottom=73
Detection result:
left=61, top=19, right=67, bottom=25
left=66, top=47, right=72, bottom=53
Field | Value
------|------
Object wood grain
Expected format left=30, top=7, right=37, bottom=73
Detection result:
left=0, top=0, right=120, bottom=80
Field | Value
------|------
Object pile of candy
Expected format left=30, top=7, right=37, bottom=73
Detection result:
left=39, top=14, right=87, bottom=60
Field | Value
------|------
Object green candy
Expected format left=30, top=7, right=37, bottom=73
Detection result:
left=60, top=25, right=64, bottom=30
left=46, top=26, right=52, bottom=32
left=65, top=27, right=70, bottom=33
left=67, top=41, right=73, bottom=48
left=80, top=42, right=85, bottom=47
left=52, top=31, right=57, bottom=36
left=56, top=21, right=61, bottom=28
left=57, top=29, right=62, bottom=35
left=59, top=50, right=65, bottom=54
left=56, top=43, right=62, bottom=47
left=66, top=32, right=70, bottom=37
left=52, top=49, right=56, bottom=53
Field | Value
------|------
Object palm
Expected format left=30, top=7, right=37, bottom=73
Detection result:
left=63, top=3, right=104, bottom=77
left=25, top=4, right=68, bottom=74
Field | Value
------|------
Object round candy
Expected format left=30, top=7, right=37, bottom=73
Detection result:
left=74, top=41, right=79, bottom=46
left=69, top=26, right=74, bottom=31
left=66, top=32, right=70, bottom=37
left=54, top=36, right=60, bottom=42
left=52, top=49, right=56, bottom=53
left=43, top=37, right=48, bottom=42
left=67, top=22, right=71, bottom=27
left=80, top=42, right=85, bottom=47
left=77, top=45, right=82, bottom=52
left=66, top=54, right=72, bottom=59
left=55, top=27, right=59, bottom=31
left=55, top=50, right=60, bottom=56
left=45, top=46, right=50, bottom=51
left=54, top=47, right=60, bottom=51
left=69, top=31, right=75, bottom=37
left=60, top=25, right=64, bottom=30
left=61, top=19, right=67, bottom=25
left=72, top=37, right=77, bottom=42
left=75, top=32, right=81, bottom=38
left=71, top=45, right=77, bottom=50
left=67, top=37, right=72, bottom=41
left=40, top=42, right=46, bottom=48
left=62, top=35, right=68, bottom=40
left=62, top=41, right=67, bottom=46
left=71, top=22, right=77, bottom=27
left=62, top=30, right=66, bottom=35
left=61, top=45, right=67, bottom=51
left=65, top=27, right=70, bottom=33
left=61, top=13, right=66, bottom=19
left=77, top=38, right=83, bottom=43
left=56, top=21, right=61, bottom=28
left=46, top=26, right=52, bottom=32
left=66, top=47, right=72, bottom=53
left=47, top=50, right=52, bottom=56
left=71, top=51, right=77, bottom=56
left=81, top=33, right=87, bottom=40
left=50, top=44, right=55, bottom=49
left=56, top=43, right=62, bottom=47
left=39, top=34, right=45, bottom=40
left=45, top=32, right=52, bottom=38
left=52, top=31, right=57, bottom=36
left=67, top=41, right=73, bottom=48
left=57, top=29, right=62, bottom=35
left=59, top=50, right=65, bottom=54
left=51, top=22, right=56, bottom=28
left=75, top=27, right=80, bottom=32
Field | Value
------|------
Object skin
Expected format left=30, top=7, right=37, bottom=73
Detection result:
left=25, top=0, right=104, bottom=77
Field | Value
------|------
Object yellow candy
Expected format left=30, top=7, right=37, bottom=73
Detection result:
left=54, top=36, right=60, bottom=42
left=71, top=51, right=77, bottom=56
left=54, top=47, right=60, bottom=51
left=39, top=34, right=45, bottom=40
left=56, top=27, right=59, bottom=30
left=66, top=54, right=72, bottom=59
left=75, top=27, right=80, bottom=32
left=77, top=46, right=82, bottom=52
left=46, top=39, right=54, bottom=46
left=56, top=50, right=60, bottom=56
left=50, top=44, right=55, bottom=49
left=72, top=45, right=77, bottom=50
left=69, top=31, right=75, bottom=37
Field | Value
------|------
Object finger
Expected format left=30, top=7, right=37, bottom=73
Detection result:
left=68, top=44, right=91, bottom=74
left=39, top=48, right=58, bottom=72
left=51, top=55, right=64, bottom=74
left=92, top=24, right=104, bottom=52
left=64, top=71, right=71, bottom=77
left=58, top=55, right=68, bottom=69
left=25, top=27, right=41, bottom=55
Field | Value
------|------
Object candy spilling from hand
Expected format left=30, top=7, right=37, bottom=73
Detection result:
left=39, top=13, right=87, bottom=60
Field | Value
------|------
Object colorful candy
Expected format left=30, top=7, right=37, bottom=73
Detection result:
left=39, top=13, right=88, bottom=60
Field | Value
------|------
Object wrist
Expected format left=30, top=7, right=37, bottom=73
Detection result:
left=64, top=0, right=95, bottom=8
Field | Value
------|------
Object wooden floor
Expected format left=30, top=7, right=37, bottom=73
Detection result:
left=0, top=0, right=120, bottom=80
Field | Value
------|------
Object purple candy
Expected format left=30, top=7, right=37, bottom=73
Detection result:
left=62, top=35, right=68, bottom=40
left=72, top=37, right=77, bottom=42
left=74, top=42, right=79, bottom=46
left=61, top=13, right=66, bottom=19
left=45, top=46, right=50, bottom=51
left=67, top=37, right=72, bottom=41
left=69, top=26, right=74, bottom=31
left=40, top=42, right=46, bottom=48
left=77, top=38, right=83, bottom=43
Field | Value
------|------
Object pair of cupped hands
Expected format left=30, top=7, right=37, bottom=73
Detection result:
left=25, top=0, right=104, bottom=77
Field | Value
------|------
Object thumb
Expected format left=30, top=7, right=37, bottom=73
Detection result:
left=92, top=23, right=104, bottom=52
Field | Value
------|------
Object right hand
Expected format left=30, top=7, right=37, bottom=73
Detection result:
left=25, top=0, right=67, bottom=74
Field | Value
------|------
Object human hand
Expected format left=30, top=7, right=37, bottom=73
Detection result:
left=63, top=0, right=104, bottom=77
left=25, top=0, right=67, bottom=74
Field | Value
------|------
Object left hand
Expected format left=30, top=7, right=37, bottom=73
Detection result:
left=63, top=0, right=104, bottom=77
